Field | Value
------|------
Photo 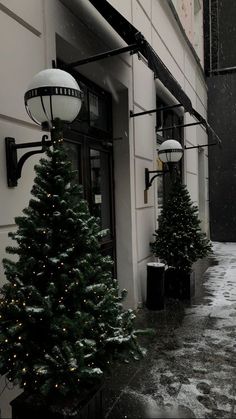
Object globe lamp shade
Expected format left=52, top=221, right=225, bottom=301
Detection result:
left=24, top=69, right=83, bottom=127
left=158, top=139, right=183, bottom=163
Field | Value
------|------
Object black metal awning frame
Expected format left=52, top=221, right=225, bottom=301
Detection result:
left=59, top=0, right=222, bottom=149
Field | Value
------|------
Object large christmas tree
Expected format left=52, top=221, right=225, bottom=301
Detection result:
left=151, top=180, right=212, bottom=273
left=0, top=130, right=144, bottom=409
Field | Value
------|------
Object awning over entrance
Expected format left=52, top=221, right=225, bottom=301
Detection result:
left=89, top=0, right=192, bottom=112
left=88, top=0, right=221, bottom=145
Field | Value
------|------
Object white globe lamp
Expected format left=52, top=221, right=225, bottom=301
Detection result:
left=158, top=139, right=183, bottom=163
left=24, top=69, right=83, bottom=128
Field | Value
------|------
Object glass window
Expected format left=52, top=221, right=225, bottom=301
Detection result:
left=63, top=141, right=81, bottom=183
left=89, top=92, right=110, bottom=132
left=90, top=149, right=111, bottom=236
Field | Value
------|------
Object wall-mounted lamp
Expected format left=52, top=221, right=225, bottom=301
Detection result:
left=6, top=68, right=83, bottom=187
left=145, top=139, right=183, bottom=190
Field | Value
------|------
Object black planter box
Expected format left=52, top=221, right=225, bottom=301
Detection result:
left=164, top=268, right=195, bottom=300
left=146, top=262, right=165, bottom=310
left=11, top=385, right=103, bottom=419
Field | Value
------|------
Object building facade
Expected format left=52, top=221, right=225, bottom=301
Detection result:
left=0, top=0, right=209, bottom=416
left=204, top=0, right=236, bottom=241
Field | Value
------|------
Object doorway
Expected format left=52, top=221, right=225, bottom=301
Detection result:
left=62, top=69, right=116, bottom=262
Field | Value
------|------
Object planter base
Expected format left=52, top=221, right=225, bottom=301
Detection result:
left=146, top=262, right=165, bottom=310
left=164, top=268, right=195, bottom=300
left=11, top=385, right=103, bottom=419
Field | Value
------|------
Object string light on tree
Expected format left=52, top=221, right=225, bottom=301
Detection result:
left=0, top=108, right=147, bottom=411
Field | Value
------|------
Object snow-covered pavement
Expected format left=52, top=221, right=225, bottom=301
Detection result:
left=104, top=242, right=236, bottom=418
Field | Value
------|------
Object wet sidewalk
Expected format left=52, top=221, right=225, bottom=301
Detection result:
left=103, top=242, right=236, bottom=418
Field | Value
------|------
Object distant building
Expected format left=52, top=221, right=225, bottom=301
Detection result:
left=204, top=0, right=236, bottom=241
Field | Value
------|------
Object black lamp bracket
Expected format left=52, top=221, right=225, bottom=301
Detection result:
left=145, top=167, right=168, bottom=190
left=5, top=135, right=52, bottom=187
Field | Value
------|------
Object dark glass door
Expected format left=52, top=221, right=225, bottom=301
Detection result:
left=64, top=134, right=115, bottom=261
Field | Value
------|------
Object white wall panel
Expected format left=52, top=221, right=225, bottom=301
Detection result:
left=0, top=11, right=44, bottom=122
left=133, top=106, right=155, bottom=160
left=186, top=148, right=198, bottom=175
left=184, top=79, right=197, bottom=107
left=152, top=31, right=185, bottom=89
left=138, top=0, right=151, bottom=18
left=135, top=158, right=154, bottom=208
left=196, top=96, right=207, bottom=119
left=0, top=0, right=43, bottom=33
left=185, top=172, right=198, bottom=204
left=152, top=0, right=185, bottom=69
left=196, top=75, right=207, bottom=107
left=184, top=53, right=196, bottom=88
left=133, top=57, right=155, bottom=110
left=0, top=376, right=22, bottom=419
left=133, top=0, right=152, bottom=43
left=136, top=207, right=155, bottom=261
left=108, top=0, right=132, bottom=20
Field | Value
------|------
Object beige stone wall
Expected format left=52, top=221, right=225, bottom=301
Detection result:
left=171, top=0, right=204, bottom=64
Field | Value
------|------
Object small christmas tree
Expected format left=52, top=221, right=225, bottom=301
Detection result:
left=151, top=180, right=212, bottom=273
left=0, top=129, right=145, bottom=410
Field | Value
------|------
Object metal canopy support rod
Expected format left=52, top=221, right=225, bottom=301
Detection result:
left=209, top=66, right=236, bottom=76
left=156, top=121, right=202, bottom=133
left=184, top=143, right=218, bottom=150
left=64, top=44, right=139, bottom=69
left=130, top=103, right=183, bottom=118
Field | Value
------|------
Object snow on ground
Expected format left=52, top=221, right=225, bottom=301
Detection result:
left=105, top=242, right=236, bottom=418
